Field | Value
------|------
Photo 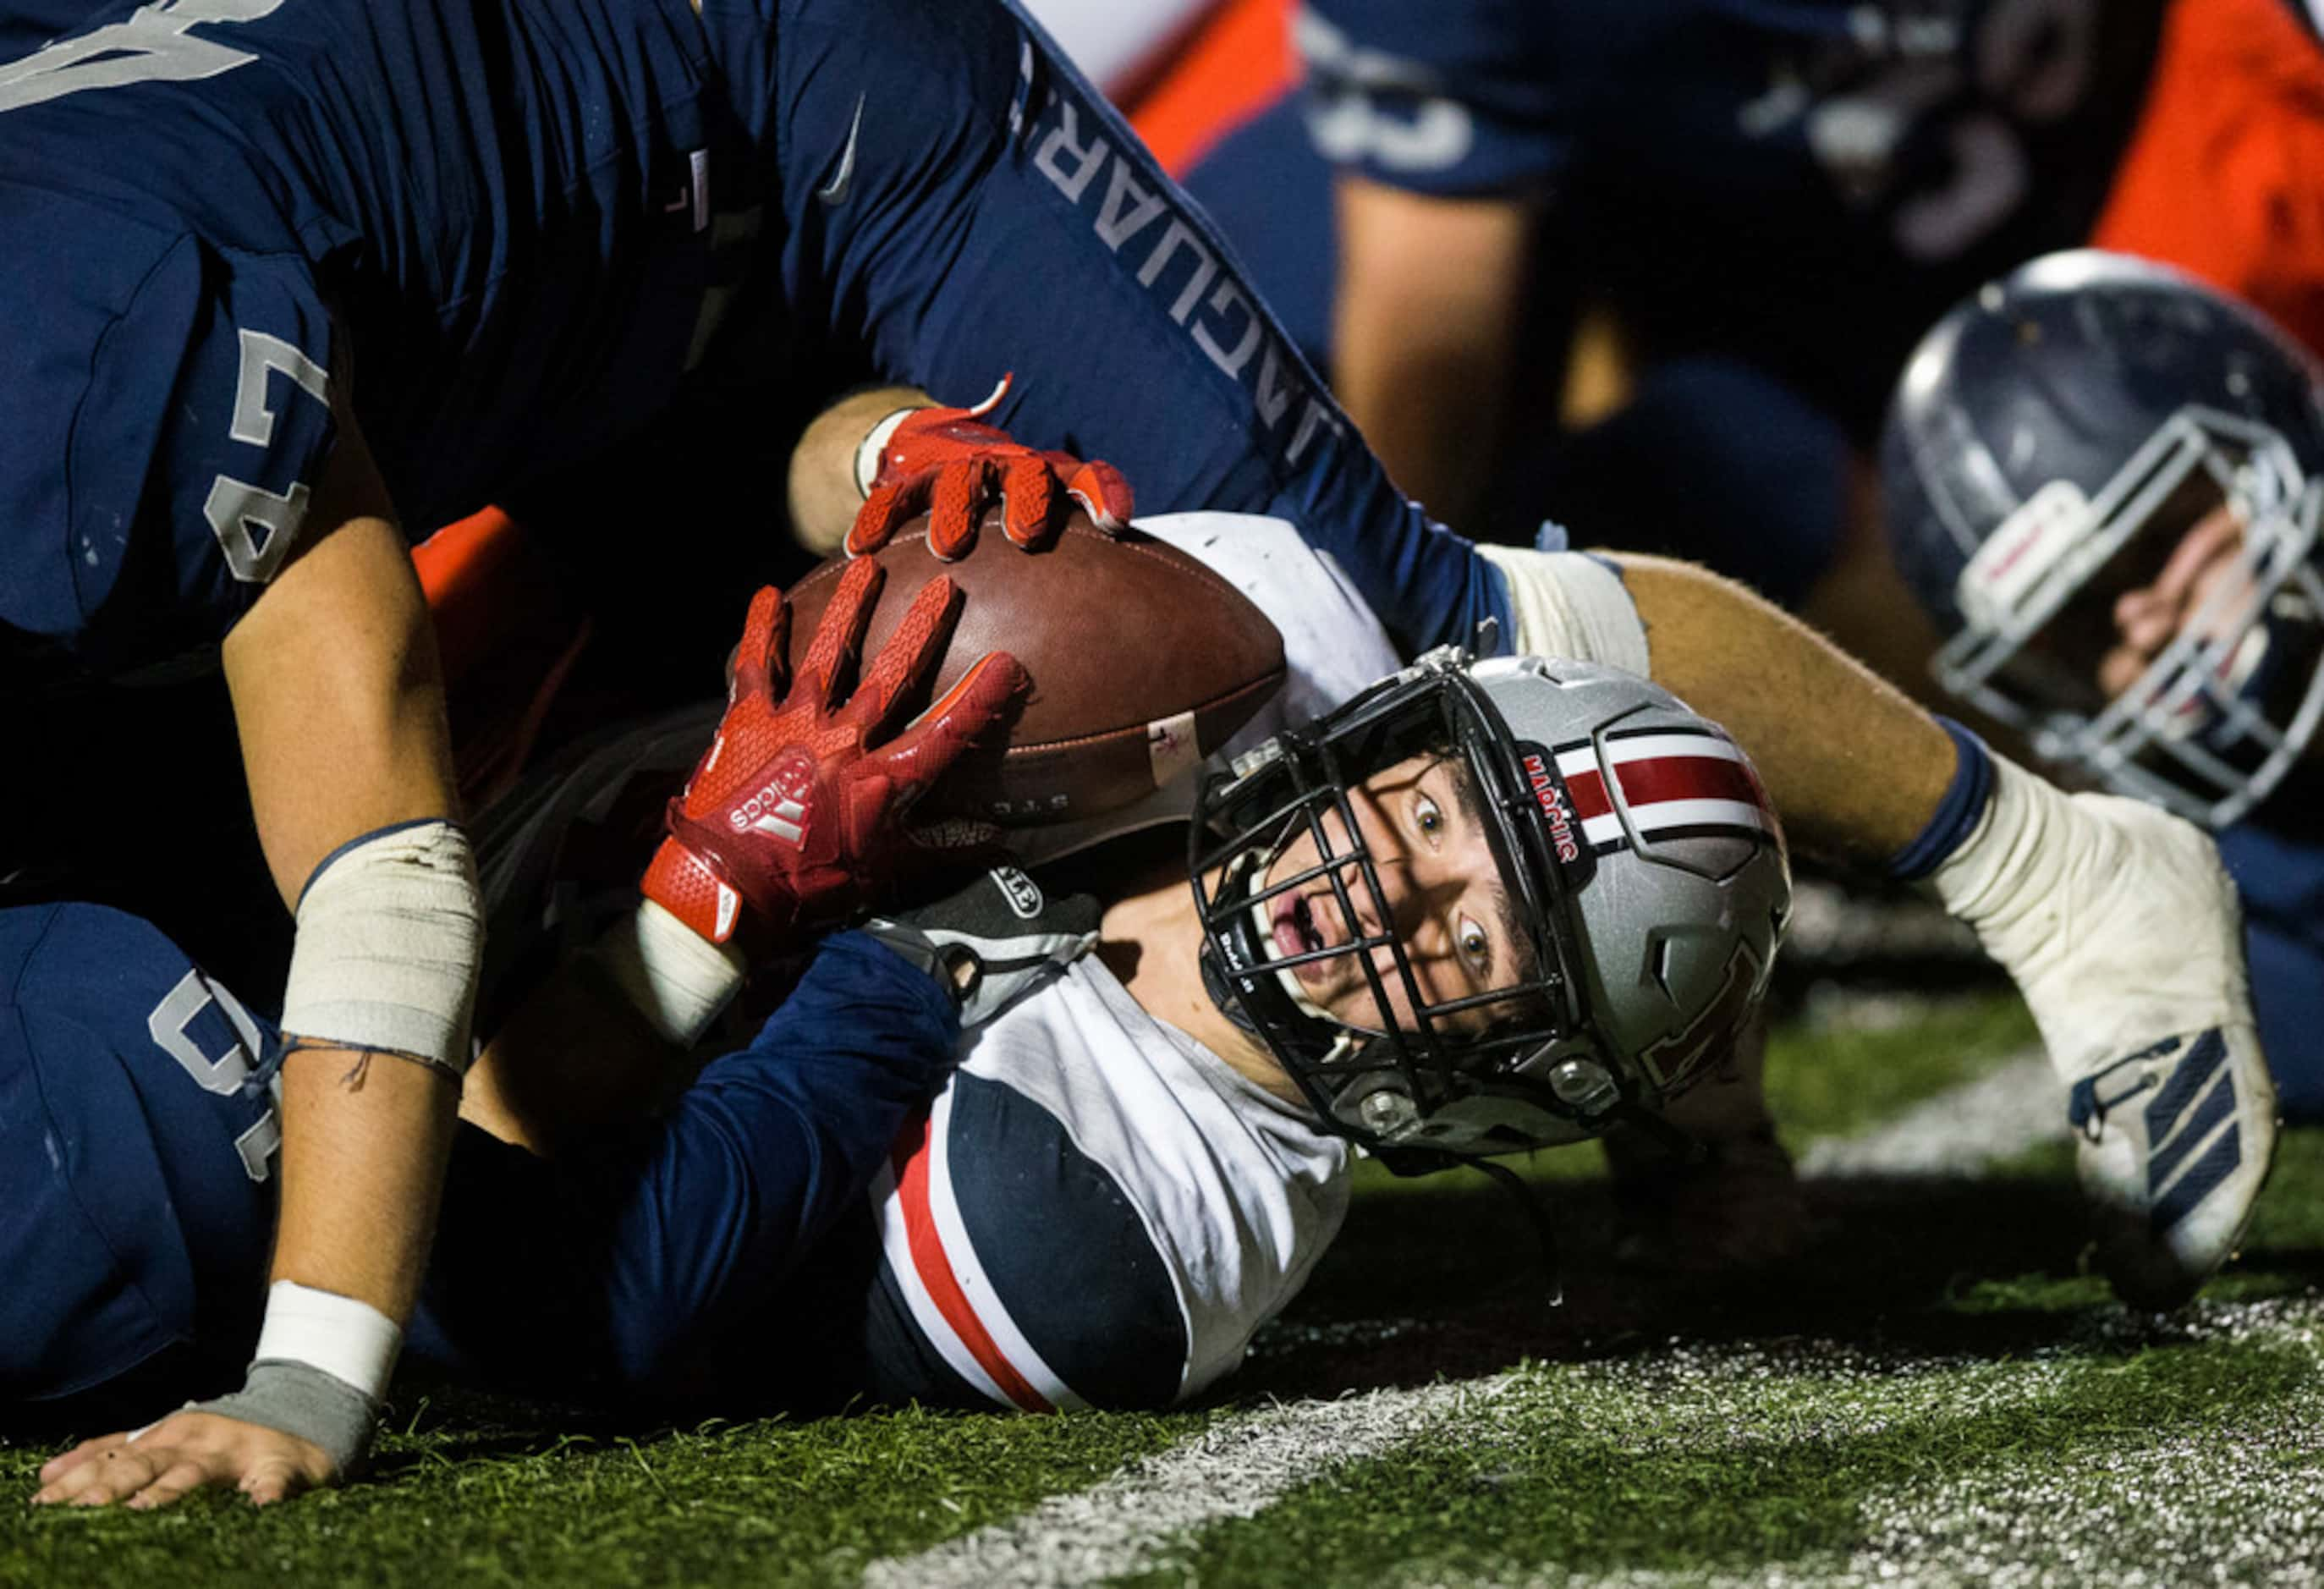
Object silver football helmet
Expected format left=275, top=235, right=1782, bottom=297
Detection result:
left=1191, top=648, right=1792, bottom=1160
left=1883, top=250, right=2324, bottom=828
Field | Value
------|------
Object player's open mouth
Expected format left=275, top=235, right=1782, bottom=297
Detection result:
left=1272, top=893, right=1334, bottom=987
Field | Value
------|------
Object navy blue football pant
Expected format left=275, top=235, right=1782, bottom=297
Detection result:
left=0, top=904, right=278, bottom=1429
left=0, top=900, right=959, bottom=1427
left=2217, top=821, right=2324, bottom=1124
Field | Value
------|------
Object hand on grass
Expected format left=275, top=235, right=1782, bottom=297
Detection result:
left=33, top=1410, right=335, bottom=1509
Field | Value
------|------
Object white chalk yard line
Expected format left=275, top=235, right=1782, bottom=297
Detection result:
left=863, top=1049, right=2102, bottom=1589
left=860, top=1377, right=1514, bottom=1589
left=1798, top=1047, right=2063, bottom=1179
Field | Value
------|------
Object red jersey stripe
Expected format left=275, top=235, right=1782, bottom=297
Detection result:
left=895, top=1117, right=1055, bottom=1414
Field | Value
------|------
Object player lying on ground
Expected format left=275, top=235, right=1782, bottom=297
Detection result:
left=807, top=389, right=2283, bottom=1341
left=0, top=0, right=2278, bottom=1500
left=10, top=552, right=1030, bottom=1502
left=25, top=482, right=2281, bottom=1505
left=1885, top=250, right=2324, bottom=1123
left=16, top=523, right=1784, bottom=1493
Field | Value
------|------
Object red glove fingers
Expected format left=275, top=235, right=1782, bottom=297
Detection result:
left=727, top=582, right=788, bottom=705
left=839, top=571, right=968, bottom=736
left=874, top=648, right=1031, bottom=806
left=846, top=375, right=1135, bottom=561
left=1039, top=451, right=1134, bottom=542
left=641, top=571, right=1028, bottom=947
left=865, top=649, right=1034, bottom=892
left=792, top=558, right=882, bottom=709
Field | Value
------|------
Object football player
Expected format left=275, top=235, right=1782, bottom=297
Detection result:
left=1172, top=0, right=2324, bottom=686
left=20, top=493, right=2277, bottom=1493
left=0, top=0, right=1401, bottom=1503
left=0, top=0, right=2277, bottom=1500
left=819, top=386, right=2283, bottom=1329
left=15, top=520, right=1784, bottom=1468
left=1883, top=250, right=2324, bottom=1124
left=10, top=540, right=1028, bottom=1500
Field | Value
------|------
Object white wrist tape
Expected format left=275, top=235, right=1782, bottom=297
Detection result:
left=854, top=406, right=920, bottom=498
left=1475, top=543, right=1651, bottom=675
left=280, top=819, right=482, bottom=1077
left=594, top=898, right=749, bottom=1049
left=253, top=1279, right=402, bottom=1404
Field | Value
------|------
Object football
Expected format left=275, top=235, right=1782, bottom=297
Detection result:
left=780, top=509, right=1286, bottom=827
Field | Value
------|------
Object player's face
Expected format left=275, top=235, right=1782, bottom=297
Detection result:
left=1255, top=752, right=1534, bottom=1037
left=2092, top=503, right=2255, bottom=701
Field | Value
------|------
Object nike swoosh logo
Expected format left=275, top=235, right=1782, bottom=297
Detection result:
left=816, top=93, right=866, bottom=205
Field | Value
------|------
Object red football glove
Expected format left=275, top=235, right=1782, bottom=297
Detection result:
left=847, top=375, right=1135, bottom=562
left=641, top=560, right=1028, bottom=946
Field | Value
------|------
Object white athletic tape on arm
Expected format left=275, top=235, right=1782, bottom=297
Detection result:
left=1475, top=544, right=1651, bottom=676
left=279, top=820, right=482, bottom=1076
left=594, top=898, right=749, bottom=1049
left=253, top=1279, right=403, bottom=1404
left=855, top=406, right=920, bottom=498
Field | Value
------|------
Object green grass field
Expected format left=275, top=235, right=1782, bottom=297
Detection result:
left=8, top=988, right=2320, bottom=1588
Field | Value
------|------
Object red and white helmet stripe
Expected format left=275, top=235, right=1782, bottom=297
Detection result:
left=1553, top=729, right=1777, bottom=852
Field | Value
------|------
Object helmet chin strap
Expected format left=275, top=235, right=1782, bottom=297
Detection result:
left=1197, top=943, right=1265, bottom=1040
left=1199, top=870, right=1370, bottom=1058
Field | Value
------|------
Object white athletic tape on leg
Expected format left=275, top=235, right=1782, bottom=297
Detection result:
left=1928, top=752, right=2250, bottom=1078
left=1476, top=544, right=1651, bottom=675
left=252, top=1279, right=403, bottom=1404
left=280, top=820, right=482, bottom=1075
left=594, top=898, right=749, bottom=1050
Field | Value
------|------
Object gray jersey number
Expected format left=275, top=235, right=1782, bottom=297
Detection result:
left=147, top=965, right=281, bottom=1183
left=205, top=328, right=332, bottom=584
left=0, top=0, right=287, bottom=114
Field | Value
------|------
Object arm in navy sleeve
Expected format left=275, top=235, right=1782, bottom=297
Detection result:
left=768, top=0, right=1513, bottom=662
left=413, top=931, right=957, bottom=1401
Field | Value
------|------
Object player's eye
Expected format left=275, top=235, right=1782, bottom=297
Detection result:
left=1413, top=792, right=1445, bottom=839
left=1458, top=915, right=1490, bottom=971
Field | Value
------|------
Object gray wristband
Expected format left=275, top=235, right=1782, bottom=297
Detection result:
left=193, top=1358, right=379, bottom=1478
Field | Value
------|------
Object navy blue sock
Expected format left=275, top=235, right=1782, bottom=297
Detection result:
left=1886, top=718, right=1995, bottom=882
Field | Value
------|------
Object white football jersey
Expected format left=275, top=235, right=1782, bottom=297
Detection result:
left=475, top=512, right=1404, bottom=1411
left=867, top=952, right=1349, bottom=1410
left=857, top=511, right=1404, bottom=1410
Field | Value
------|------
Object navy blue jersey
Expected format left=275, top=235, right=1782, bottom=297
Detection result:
left=0, top=899, right=961, bottom=1414
left=0, top=0, right=731, bottom=668
left=0, top=904, right=279, bottom=1410
left=1294, top=0, right=2167, bottom=437
left=2216, top=816, right=2324, bottom=1124
left=410, top=932, right=961, bottom=1402
left=0, top=0, right=1501, bottom=679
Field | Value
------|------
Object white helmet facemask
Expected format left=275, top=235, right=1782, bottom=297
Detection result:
left=1936, top=404, right=2324, bottom=828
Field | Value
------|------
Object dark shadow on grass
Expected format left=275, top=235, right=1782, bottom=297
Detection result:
left=2216, top=1245, right=2324, bottom=1287
left=1225, top=1168, right=2313, bottom=1404
left=323, top=1168, right=2324, bottom=1448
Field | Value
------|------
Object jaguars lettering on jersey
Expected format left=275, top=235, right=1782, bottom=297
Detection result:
left=0, top=0, right=1506, bottom=683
